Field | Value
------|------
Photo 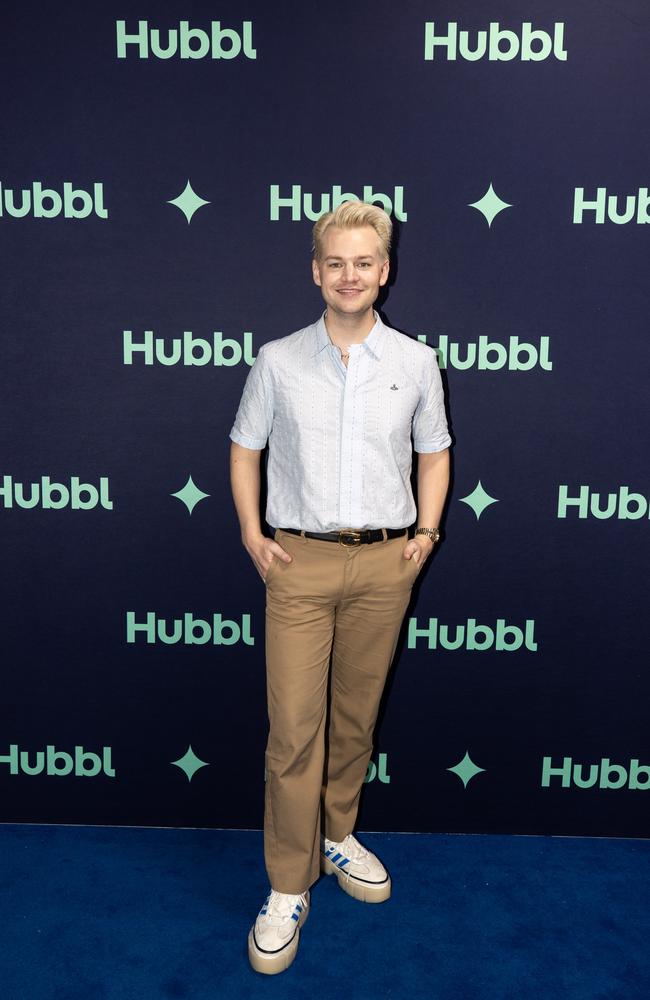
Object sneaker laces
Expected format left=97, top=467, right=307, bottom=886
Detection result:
left=331, top=833, right=369, bottom=864
left=263, top=890, right=307, bottom=926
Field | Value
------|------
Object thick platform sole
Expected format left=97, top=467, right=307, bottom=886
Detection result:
left=247, top=904, right=308, bottom=975
left=320, top=853, right=392, bottom=903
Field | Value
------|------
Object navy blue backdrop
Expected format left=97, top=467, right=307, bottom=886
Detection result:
left=1, top=0, right=648, bottom=838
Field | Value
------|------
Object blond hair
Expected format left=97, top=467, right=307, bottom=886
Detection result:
left=312, top=201, right=392, bottom=261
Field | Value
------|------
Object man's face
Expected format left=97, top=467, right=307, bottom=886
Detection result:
left=312, top=225, right=389, bottom=320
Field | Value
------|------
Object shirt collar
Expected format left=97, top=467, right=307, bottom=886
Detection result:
left=311, top=310, right=384, bottom=359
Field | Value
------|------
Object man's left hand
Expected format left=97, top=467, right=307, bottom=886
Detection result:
left=402, top=534, right=434, bottom=569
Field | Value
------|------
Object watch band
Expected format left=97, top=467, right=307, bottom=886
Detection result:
left=415, top=527, right=440, bottom=543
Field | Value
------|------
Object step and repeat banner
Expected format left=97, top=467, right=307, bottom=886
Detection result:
left=1, top=2, right=648, bottom=838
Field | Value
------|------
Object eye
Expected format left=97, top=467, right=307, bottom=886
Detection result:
left=328, top=261, right=343, bottom=268
left=357, top=262, right=372, bottom=269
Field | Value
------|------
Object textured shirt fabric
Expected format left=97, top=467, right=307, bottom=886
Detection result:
left=229, top=311, right=451, bottom=532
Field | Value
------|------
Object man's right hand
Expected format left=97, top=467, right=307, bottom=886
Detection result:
left=244, top=534, right=293, bottom=581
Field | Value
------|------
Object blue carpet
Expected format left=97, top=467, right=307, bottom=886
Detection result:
left=0, top=825, right=648, bottom=999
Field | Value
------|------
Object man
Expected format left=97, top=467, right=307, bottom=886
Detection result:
left=230, top=201, right=451, bottom=975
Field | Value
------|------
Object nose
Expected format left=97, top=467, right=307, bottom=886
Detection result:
left=342, top=261, right=358, bottom=283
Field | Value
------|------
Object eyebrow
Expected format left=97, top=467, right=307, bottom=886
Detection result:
left=324, top=255, right=375, bottom=261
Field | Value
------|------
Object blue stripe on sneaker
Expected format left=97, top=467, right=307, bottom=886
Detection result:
left=291, top=913, right=299, bottom=921
left=338, top=857, right=350, bottom=868
left=331, top=852, right=342, bottom=863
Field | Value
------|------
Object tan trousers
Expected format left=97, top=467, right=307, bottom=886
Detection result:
left=263, top=528, right=420, bottom=894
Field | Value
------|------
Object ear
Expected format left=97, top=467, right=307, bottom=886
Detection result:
left=379, top=257, right=390, bottom=287
left=311, top=257, right=322, bottom=287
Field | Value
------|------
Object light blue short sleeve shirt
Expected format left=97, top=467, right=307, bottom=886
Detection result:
left=230, top=312, right=451, bottom=532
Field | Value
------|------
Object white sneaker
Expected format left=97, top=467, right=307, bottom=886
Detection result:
left=247, top=889, right=310, bottom=975
left=320, top=833, right=391, bottom=903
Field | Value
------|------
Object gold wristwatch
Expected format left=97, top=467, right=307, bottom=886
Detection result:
left=415, top=527, right=440, bottom=543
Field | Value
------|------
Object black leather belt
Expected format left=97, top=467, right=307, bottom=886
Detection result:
left=280, top=527, right=407, bottom=546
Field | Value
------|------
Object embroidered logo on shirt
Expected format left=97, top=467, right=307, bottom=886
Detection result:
left=390, top=384, right=399, bottom=390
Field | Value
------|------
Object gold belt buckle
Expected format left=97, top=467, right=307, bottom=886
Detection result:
left=338, top=529, right=362, bottom=546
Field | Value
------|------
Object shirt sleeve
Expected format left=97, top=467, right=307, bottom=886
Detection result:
left=229, top=344, right=274, bottom=450
left=412, top=349, right=452, bottom=453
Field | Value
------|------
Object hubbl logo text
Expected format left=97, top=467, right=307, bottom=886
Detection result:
left=0, top=182, right=107, bottom=220
left=123, top=330, right=256, bottom=367
left=557, top=486, right=650, bottom=520
left=0, top=476, right=113, bottom=510
left=116, top=20, right=256, bottom=60
left=424, top=21, right=567, bottom=61
left=420, top=334, right=552, bottom=372
left=0, top=745, right=115, bottom=777
left=364, top=753, right=391, bottom=784
left=408, top=617, right=537, bottom=651
left=270, top=185, right=407, bottom=221
left=573, top=187, right=650, bottom=224
left=542, top=757, right=650, bottom=790
left=126, top=612, right=255, bottom=646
